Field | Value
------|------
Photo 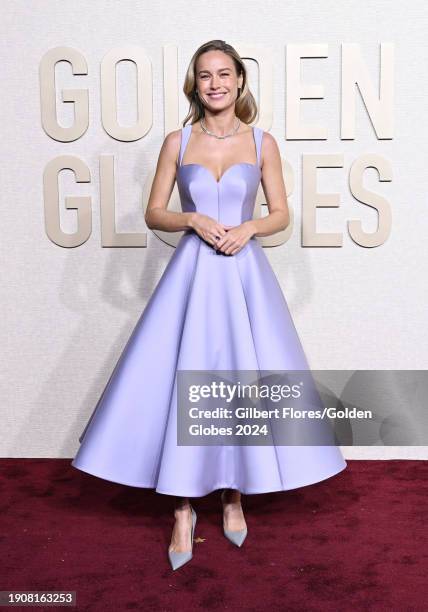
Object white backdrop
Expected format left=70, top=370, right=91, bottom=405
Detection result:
left=1, top=0, right=427, bottom=459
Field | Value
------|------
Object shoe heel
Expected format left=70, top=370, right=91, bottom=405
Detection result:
left=168, top=505, right=197, bottom=570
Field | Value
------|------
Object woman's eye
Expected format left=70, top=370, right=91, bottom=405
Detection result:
left=200, top=74, right=229, bottom=79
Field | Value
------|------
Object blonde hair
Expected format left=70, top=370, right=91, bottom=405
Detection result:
left=181, top=40, right=258, bottom=127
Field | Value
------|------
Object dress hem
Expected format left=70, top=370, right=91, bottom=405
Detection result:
left=71, top=460, right=348, bottom=497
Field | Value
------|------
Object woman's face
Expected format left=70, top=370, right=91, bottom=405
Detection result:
left=195, top=50, right=243, bottom=111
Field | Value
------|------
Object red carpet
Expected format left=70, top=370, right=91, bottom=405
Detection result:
left=1, top=459, right=426, bottom=611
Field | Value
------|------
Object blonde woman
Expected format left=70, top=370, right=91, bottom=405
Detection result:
left=72, top=39, right=347, bottom=570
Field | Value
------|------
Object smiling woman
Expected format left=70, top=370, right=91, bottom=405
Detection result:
left=71, top=38, right=347, bottom=572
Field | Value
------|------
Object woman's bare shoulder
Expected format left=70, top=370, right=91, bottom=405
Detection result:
left=159, top=128, right=182, bottom=164
left=260, top=131, right=280, bottom=167
left=260, top=130, right=277, bottom=147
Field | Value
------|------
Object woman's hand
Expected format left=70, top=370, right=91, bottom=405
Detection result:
left=190, top=213, right=230, bottom=248
left=214, top=221, right=256, bottom=255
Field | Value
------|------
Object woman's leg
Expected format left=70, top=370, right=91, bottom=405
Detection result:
left=168, top=496, right=193, bottom=553
left=221, top=488, right=247, bottom=531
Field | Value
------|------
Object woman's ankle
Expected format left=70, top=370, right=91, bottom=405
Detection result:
left=221, top=488, right=241, bottom=504
left=173, top=497, right=192, bottom=520
left=174, top=496, right=190, bottom=510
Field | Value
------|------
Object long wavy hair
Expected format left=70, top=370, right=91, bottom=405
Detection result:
left=181, top=40, right=258, bottom=127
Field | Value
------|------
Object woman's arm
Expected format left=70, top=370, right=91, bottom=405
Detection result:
left=144, top=130, right=195, bottom=231
left=246, top=131, right=290, bottom=238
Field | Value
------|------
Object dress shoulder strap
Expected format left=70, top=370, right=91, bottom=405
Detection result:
left=178, top=124, right=192, bottom=166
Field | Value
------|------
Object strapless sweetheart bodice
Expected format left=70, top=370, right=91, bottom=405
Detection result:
left=176, top=124, right=263, bottom=226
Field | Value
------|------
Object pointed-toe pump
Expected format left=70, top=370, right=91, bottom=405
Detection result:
left=221, top=490, right=248, bottom=547
left=223, top=523, right=248, bottom=547
left=168, top=505, right=197, bottom=570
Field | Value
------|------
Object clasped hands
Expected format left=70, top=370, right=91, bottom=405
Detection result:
left=191, top=213, right=255, bottom=256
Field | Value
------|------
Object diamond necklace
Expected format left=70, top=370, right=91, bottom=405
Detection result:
left=200, top=117, right=241, bottom=139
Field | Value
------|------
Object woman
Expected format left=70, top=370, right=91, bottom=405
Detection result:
left=72, top=39, right=347, bottom=570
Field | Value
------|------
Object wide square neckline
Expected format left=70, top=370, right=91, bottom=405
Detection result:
left=177, top=125, right=261, bottom=185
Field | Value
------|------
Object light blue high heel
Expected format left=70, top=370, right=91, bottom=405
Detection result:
left=221, top=489, right=248, bottom=547
left=168, top=505, right=197, bottom=570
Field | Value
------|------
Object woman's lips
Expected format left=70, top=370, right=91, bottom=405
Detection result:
left=208, top=93, right=226, bottom=99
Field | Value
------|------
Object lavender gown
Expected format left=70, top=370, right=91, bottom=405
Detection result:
left=71, top=124, right=347, bottom=496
